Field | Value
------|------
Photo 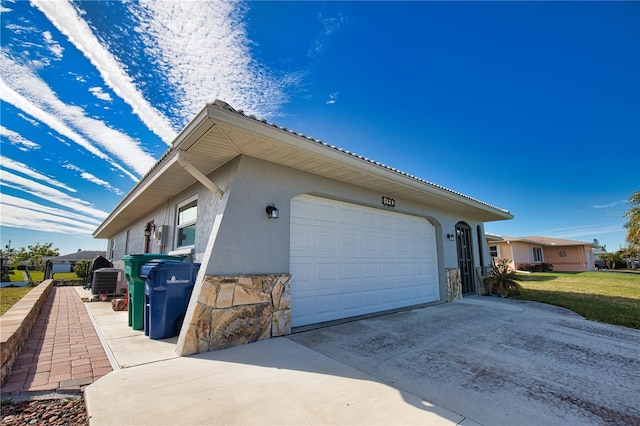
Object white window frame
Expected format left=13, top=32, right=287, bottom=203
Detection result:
left=489, top=245, right=500, bottom=258
left=109, top=239, right=116, bottom=260
left=124, top=230, right=131, bottom=255
left=175, top=195, right=198, bottom=249
left=532, top=247, right=544, bottom=263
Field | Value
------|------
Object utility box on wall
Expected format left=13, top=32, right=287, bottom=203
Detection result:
left=154, top=225, right=169, bottom=247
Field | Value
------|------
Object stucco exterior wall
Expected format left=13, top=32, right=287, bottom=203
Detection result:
left=203, top=156, right=492, bottom=297
left=509, top=242, right=534, bottom=268
left=488, top=239, right=592, bottom=272
left=108, top=154, right=493, bottom=301
left=538, top=245, right=591, bottom=271
left=107, top=157, right=241, bottom=268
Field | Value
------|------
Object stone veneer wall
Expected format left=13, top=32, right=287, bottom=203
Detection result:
left=180, top=274, right=291, bottom=355
left=475, top=266, right=489, bottom=295
left=445, top=268, right=461, bottom=301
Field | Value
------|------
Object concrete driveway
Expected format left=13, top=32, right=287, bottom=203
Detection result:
left=289, top=297, right=640, bottom=425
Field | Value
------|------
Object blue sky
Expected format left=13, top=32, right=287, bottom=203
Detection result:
left=1, top=1, right=638, bottom=256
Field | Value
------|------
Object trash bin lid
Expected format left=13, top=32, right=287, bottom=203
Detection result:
left=94, top=268, right=123, bottom=273
left=140, top=259, right=191, bottom=278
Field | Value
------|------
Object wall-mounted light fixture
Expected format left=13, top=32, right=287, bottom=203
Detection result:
left=144, top=222, right=156, bottom=237
left=266, top=205, right=279, bottom=219
left=447, top=233, right=456, bottom=241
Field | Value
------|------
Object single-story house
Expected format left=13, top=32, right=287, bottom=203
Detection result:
left=485, top=234, right=597, bottom=272
left=43, top=250, right=107, bottom=279
left=94, top=100, right=513, bottom=355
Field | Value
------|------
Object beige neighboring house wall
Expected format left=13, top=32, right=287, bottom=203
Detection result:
left=486, top=235, right=596, bottom=272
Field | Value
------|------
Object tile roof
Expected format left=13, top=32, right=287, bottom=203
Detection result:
left=489, top=235, right=596, bottom=246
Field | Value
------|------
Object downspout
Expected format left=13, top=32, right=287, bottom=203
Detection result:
left=176, top=151, right=224, bottom=198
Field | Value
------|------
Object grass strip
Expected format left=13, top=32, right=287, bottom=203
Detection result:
left=515, top=271, right=640, bottom=329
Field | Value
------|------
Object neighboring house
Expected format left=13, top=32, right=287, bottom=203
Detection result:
left=43, top=250, right=107, bottom=279
left=94, top=100, right=513, bottom=355
left=485, top=234, right=597, bottom=272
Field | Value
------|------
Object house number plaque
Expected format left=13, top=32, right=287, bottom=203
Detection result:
left=381, top=196, right=395, bottom=208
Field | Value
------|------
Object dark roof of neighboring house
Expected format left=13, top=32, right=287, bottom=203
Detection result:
left=488, top=235, right=596, bottom=247
left=46, top=251, right=107, bottom=262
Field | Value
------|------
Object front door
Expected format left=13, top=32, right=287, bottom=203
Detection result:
left=455, top=222, right=475, bottom=295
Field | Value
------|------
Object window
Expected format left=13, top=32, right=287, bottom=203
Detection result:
left=176, top=197, right=197, bottom=248
left=125, top=230, right=131, bottom=254
left=533, top=247, right=543, bottom=262
left=489, top=245, right=499, bottom=258
left=109, top=239, right=115, bottom=260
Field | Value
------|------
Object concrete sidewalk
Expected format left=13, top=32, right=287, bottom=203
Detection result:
left=84, top=298, right=478, bottom=425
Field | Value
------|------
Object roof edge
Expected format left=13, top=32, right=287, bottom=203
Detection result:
left=206, top=100, right=513, bottom=220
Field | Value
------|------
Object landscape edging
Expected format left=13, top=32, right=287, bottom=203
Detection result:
left=0, top=280, right=54, bottom=386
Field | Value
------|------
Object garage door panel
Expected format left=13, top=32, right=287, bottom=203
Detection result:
left=315, top=294, right=339, bottom=314
left=398, top=286, right=413, bottom=301
left=341, top=292, right=360, bottom=310
left=291, top=195, right=439, bottom=327
left=340, top=263, right=359, bottom=279
left=340, top=207, right=359, bottom=224
left=340, top=234, right=358, bottom=251
left=314, top=233, right=336, bottom=251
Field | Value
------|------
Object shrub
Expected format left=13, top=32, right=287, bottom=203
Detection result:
left=73, top=259, right=91, bottom=279
left=484, top=258, right=524, bottom=297
left=519, top=263, right=554, bottom=272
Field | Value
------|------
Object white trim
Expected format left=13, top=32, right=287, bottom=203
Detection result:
left=168, top=248, right=193, bottom=256
left=175, top=195, right=198, bottom=250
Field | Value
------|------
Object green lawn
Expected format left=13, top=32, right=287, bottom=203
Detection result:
left=514, top=271, right=640, bottom=329
left=0, top=271, right=82, bottom=315
left=0, top=287, right=32, bottom=316
left=3, top=269, right=28, bottom=282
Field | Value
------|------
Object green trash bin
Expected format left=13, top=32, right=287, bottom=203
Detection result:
left=123, top=254, right=186, bottom=330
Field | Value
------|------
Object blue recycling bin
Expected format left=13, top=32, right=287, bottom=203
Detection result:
left=142, top=260, right=200, bottom=340
left=124, top=254, right=185, bottom=329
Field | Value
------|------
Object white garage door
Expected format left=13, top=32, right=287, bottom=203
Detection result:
left=290, top=195, right=439, bottom=327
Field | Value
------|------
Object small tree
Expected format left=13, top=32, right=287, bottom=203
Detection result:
left=600, top=251, right=624, bottom=269
left=624, top=191, right=640, bottom=251
left=74, top=259, right=91, bottom=279
left=8, top=242, right=60, bottom=272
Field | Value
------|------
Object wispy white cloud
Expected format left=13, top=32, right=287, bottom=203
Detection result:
left=591, top=200, right=627, bottom=209
left=0, top=201, right=99, bottom=235
left=308, top=11, right=348, bottom=57
left=89, top=86, right=112, bottom=102
left=1, top=155, right=76, bottom=193
left=32, top=0, right=177, bottom=143
left=326, top=92, right=338, bottom=105
left=42, top=30, right=63, bottom=59
left=130, top=0, right=290, bottom=121
left=0, top=168, right=107, bottom=220
left=0, top=53, right=152, bottom=180
left=538, top=224, right=624, bottom=239
left=63, top=163, right=123, bottom=195
left=0, top=125, right=40, bottom=150
left=17, top=112, right=40, bottom=127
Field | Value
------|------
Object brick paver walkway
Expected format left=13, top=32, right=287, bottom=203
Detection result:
left=2, top=287, right=112, bottom=394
